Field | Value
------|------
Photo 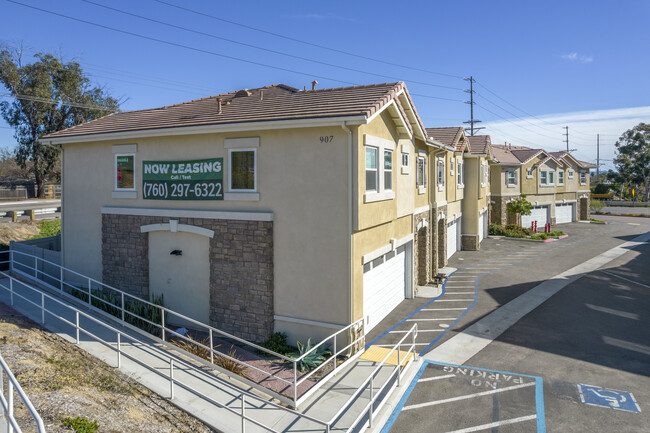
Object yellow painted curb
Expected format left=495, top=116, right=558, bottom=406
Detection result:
left=360, top=346, right=413, bottom=366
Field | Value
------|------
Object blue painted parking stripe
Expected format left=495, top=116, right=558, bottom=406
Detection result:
left=535, top=376, right=547, bottom=432
left=379, top=361, right=428, bottom=433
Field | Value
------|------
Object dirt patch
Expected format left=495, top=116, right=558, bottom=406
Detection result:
left=0, top=221, right=40, bottom=246
left=0, top=303, right=215, bottom=432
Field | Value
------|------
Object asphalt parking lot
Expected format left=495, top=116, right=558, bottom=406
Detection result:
left=371, top=216, right=649, bottom=432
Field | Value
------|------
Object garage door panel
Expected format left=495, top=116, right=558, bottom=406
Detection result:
left=363, top=246, right=407, bottom=332
left=556, top=204, right=574, bottom=224
left=447, top=220, right=458, bottom=260
left=522, top=206, right=549, bottom=228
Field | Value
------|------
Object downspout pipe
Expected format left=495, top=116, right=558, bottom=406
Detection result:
left=341, top=122, right=354, bottom=327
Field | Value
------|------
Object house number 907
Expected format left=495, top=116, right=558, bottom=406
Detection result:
left=320, top=136, right=334, bottom=143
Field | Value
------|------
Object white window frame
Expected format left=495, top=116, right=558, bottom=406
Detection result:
left=540, top=170, right=548, bottom=185
left=364, top=134, right=396, bottom=202
left=568, top=169, right=574, bottom=179
left=115, top=153, right=136, bottom=191
left=437, top=157, right=445, bottom=191
left=450, top=156, right=455, bottom=175
left=228, top=148, right=257, bottom=192
left=457, top=160, right=464, bottom=188
left=558, top=170, right=564, bottom=185
left=580, top=170, right=587, bottom=185
left=384, top=149, right=393, bottom=191
left=507, top=169, right=516, bottom=187
left=526, top=167, right=534, bottom=178
left=401, top=152, right=409, bottom=174
left=548, top=171, right=555, bottom=185
left=416, top=155, right=427, bottom=193
left=481, top=162, right=487, bottom=187
left=365, top=146, right=378, bottom=192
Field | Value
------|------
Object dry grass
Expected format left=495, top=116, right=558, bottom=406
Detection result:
left=215, top=347, right=250, bottom=380
left=170, top=335, right=212, bottom=362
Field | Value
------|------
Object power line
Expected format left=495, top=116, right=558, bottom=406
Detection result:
left=152, top=0, right=466, bottom=80
left=474, top=79, right=595, bottom=139
left=0, top=93, right=117, bottom=112
left=8, top=1, right=464, bottom=104
left=82, top=0, right=464, bottom=92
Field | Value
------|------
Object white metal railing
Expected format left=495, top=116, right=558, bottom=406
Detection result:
left=3, top=249, right=364, bottom=408
left=0, top=351, right=46, bottom=433
left=328, top=324, right=418, bottom=432
left=0, top=270, right=331, bottom=433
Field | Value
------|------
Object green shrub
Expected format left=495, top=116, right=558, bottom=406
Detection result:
left=488, top=223, right=506, bottom=236
left=260, top=332, right=293, bottom=355
left=62, top=416, right=99, bottom=433
left=549, top=230, right=564, bottom=237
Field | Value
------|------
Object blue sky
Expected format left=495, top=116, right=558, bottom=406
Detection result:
left=1, top=0, right=648, bottom=171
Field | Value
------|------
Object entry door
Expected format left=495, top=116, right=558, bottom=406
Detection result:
left=149, top=231, right=211, bottom=324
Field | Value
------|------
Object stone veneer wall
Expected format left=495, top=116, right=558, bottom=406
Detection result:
left=436, top=205, right=447, bottom=268
left=490, top=196, right=508, bottom=226
left=102, top=214, right=274, bottom=342
left=461, top=235, right=479, bottom=251
left=413, top=210, right=431, bottom=286
left=578, top=194, right=590, bottom=220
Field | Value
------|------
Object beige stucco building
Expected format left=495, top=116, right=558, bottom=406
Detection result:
left=43, top=82, right=471, bottom=345
left=490, top=144, right=595, bottom=227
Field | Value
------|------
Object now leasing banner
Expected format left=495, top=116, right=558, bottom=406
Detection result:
left=142, top=158, right=224, bottom=200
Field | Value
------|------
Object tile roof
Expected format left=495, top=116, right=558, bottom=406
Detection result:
left=491, top=144, right=545, bottom=164
left=43, top=82, right=418, bottom=140
left=550, top=151, right=596, bottom=168
left=467, top=135, right=491, bottom=155
left=425, top=127, right=468, bottom=151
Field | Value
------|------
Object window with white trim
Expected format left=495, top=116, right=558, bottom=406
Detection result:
left=527, top=167, right=534, bottom=178
left=365, top=147, right=378, bottom=192
left=457, top=160, right=464, bottom=187
left=384, top=150, right=393, bottom=191
left=540, top=170, right=548, bottom=185
left=450, top=157, right=454, bottom=175
left=229, top=149, right=256, bottom=191
left=580, top=170, right=587, bottom=184
left=568, top=169, right=574, bottom=179
left=402, top=153, right=409, bottom=167
left=115, top=154, right=135, bottom=190
left=437, top=158, right=445, bottom=187
left=417, top=156, right=426, bottom=188
left=558, top=171, right=564, bottom=185
left=548, top=171, right=555, bottom=185
left=507, top=169, right=516, bottom=186
left=481, top=163, right=487, bottom=186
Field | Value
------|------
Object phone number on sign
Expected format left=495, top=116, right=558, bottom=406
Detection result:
left=143, top=182, right=223, bottom=199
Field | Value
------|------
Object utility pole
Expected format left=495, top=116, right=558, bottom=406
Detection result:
left=463, top=76, right=484, bottom=136
left=563, top=126, right=569, bottom=152
left=596, top=133, right=600, bottom=182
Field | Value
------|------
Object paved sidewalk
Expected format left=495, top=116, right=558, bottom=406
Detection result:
left=0, top=275, right=413, bottom=433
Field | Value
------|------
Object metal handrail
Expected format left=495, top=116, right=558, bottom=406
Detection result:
left=328, top=323, right=418, bottom=430
left=6, top=249, right=365, bottom=407
left=0, top=351, right=47, bottom=433
left=0, top=270, right=331, bottom=433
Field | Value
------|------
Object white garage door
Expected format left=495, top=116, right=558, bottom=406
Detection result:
left=447, top=219, right=458, bottom=260
left=479, top=212, right=486, bottom=242
left=363, top=245, right=407, bottom=332
left=522, top=206, right=549, bottom=229
left=555, top=204, right=574, bottom=224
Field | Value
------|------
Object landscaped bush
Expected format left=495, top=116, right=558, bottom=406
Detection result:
left=531, top=233, right=549, bottom=240
left=549, top=230, right=564, bottom=237
left=260, top=332, right=293, bottom=356
left=488, top=223, right=506, bottom=236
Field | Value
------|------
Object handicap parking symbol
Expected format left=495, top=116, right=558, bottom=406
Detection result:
left=577, top=383, right=641, bottom=413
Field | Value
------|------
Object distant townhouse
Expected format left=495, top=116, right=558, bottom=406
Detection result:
left=490, top=144, right=595, bottom=228
left=42, top=81, right=464, bottom=343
